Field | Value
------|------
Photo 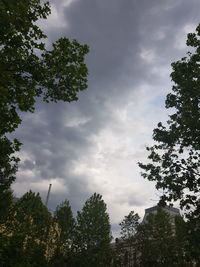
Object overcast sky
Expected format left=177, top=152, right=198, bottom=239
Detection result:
left=12, top=0, right=200, bottom=237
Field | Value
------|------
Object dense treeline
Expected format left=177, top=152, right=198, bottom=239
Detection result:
left=114, top=208, right=194, bottom=267
left=0, top=192, right=197, bottom=267
left=0, top=192, right=112, bottom=267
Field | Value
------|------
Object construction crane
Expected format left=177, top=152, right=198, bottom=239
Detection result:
left=45, top=183, right=52, bottom=207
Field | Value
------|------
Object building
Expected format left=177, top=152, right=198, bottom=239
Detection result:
left=142, top=205, right=180, bottom=224
left=111, top=205, right=182, bottom=266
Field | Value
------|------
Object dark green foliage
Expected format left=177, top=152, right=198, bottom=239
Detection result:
left=0, top=137, right=21, bottom=197
left=117, top=211, right=140, bottom=267
left=1, top=191, right=52, bottom=266
left=42, top=38, right=89, bottom=103
left=174, top=215, right=192, bottom=265
left=0, top=0, right=89, bottom=211
left=73, top=193, right=112, bottom=267
left=54, top=200, right=75, bottom=243
left=0, top=189, right=13, bottom=224
left=1, top=192, right=114, bottom=266
left=0, top=1, right=89, bottom=264
left=114, top=208, right=190, bottom=267
left=185, top=214, right=200, bottom=263
left=138, top=24, right=200, bottom=218
left=0, top=0, right=89, bottom=135
left=137, top=208, right=178, bottom=267
left=120, top=210, right=140, bottom=240
left=50, top=200, right=75, bottom=267
left=139, top=23, right=200, bottom=263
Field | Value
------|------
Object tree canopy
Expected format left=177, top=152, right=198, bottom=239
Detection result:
left=0, top=0, right=89, bottom=203
left=1, top=191, right=53, bottom=267
left=119, top=210, right=140, bottom=241
left=139, top=24, right=200, bottom=218
left=114, top=208, right=190, bottom=267
left=137, top=208, right=188, bottom=267
left=0, top=0, right=89, bottom=135
left=116, top=211, right=140, bottom=267
left=138, top=23, right=200, bottom=264
left=74, top=193, right=112, bottom=267
left=52, top=200, right=75, bottom=266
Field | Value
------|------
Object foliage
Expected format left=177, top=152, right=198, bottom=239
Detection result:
left=0, top=0, right=89, bottom=203
left=0, top=189, right=13, bottom=224
left=50, top=200, right=75, bottom=266
left=120, top=210, right=140, bottom=241
left=0, top=0, right=89, bottom=135
left=113, top=208, right=192, bottom=267
left=54, top=200, right=75, bottom=242
left=1, top=191, right=195, bottom=266
left=138, top=23, right=200, bottom=264
left=138, top=24, right=200, bottom=218
left=174, top=215, right=191, bottom=264
left=0, top=137, right=21, bottom=203
left=1, top=191, right=53, bottom=266
left=116, top=211, right=140, bottom=267
left=74, top=193, right=112, bottom=267
left=136, top=208, right=189, bottom=267
left=185, top=215, right=200, bottom=262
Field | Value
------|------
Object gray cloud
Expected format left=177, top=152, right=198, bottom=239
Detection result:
left=12, top=0, right=200, bottom=235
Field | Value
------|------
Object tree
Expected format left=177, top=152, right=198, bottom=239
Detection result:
left=112, top=208, right=190, bottom=267
left=74, top=193, right=112, bottom=267
left=138, top=24, right=200, bottom=219
left=139, top=23, right=200, bottom=264
left=174, top=215, right=191, bottom=265
left=51, top=200, right=75, bottom=266
left=120, top=211, right=140, bottom=241
left=116, top=211, right=140, bottom=267
left=0, top=0, right=89, bottom=209
left=1, top=191, right=53, bottom=267
left=0, top=137, right=21, bottom=220
left=136, top=208, right=186, bottom=267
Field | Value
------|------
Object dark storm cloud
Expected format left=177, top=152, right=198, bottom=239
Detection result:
left=13, top=0, right=200, bottom=219
left=48, top=0, right=145, bottom=97
left=63, top=0, right=140, bottom=82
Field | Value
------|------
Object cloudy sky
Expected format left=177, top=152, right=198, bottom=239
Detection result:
left=13, top=0, right=200, bottom=236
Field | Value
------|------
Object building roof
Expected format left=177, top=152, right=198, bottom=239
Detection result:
left=145, top=205, right=180, bottom=215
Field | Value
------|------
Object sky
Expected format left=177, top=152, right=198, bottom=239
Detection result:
left=12, top=0, right=200, bottom=237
